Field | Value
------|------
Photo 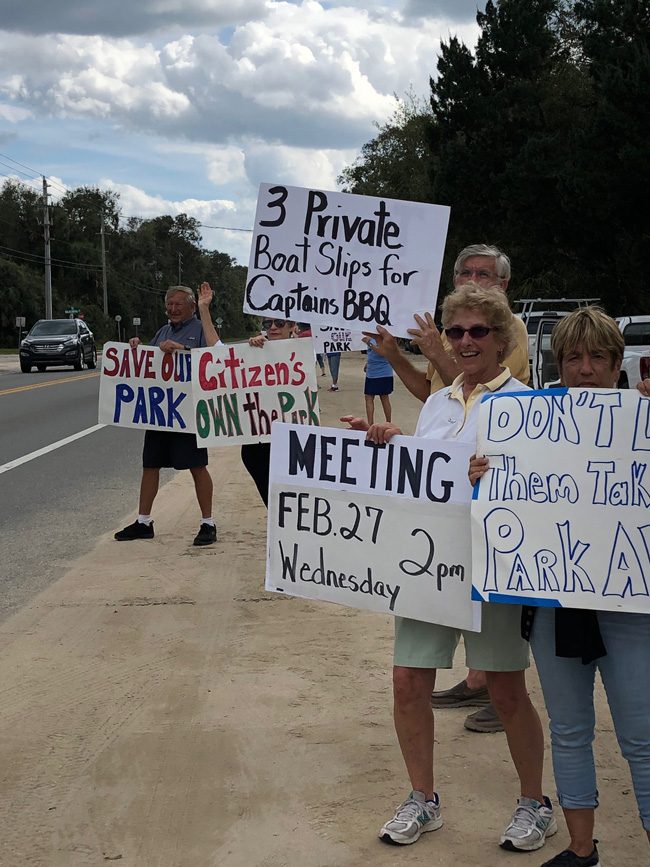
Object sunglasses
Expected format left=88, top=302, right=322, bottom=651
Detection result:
left=444, top=325, right=493, bottom=341
left=261, top=319, right=288, bottom=329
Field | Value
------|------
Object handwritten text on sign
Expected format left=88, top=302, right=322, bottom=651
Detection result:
left=99, top=341, right=196, bottom=432
left=266, top=424, right=480, bottom=629
left=471, top=388, right=650, bottom=613
left=245, top=184, right=450, bottom=338
left=311, top=325, right=366, bottom=354
left=192, top=338, right=319, bottom=446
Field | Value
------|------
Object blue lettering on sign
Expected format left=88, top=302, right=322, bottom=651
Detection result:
left=480, top=508, right=594, bottom=595
left=633, top=398, right=650, bottom=452
left=603, top=522, right=650, bottom=597
left=113, top=384, right=187, bottom=428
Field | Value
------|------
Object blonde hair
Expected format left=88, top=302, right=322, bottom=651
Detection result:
left=551, top=306, right=624, bottom=368
left=441, top=282, right=516, bottom=357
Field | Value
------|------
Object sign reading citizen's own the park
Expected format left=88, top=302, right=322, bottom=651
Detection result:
left=245, top=184, right=450, bottom=338
left=192, top=338, right=319, bottom=446
left=266, top=424, right=480, bottom=630
left=99, top=341, right=196, bottom=433
left=471, top=388, right=650, bottom=614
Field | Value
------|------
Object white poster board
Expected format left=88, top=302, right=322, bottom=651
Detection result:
left=266, top=424, right=481, bottom=629
left=471, top=388, right=650, bottom=613
left=99, top=341, right=196, bottom=433
left=192, top=338, right=319, bottom=446
left=312, top=326, right=366, bottom=354
left=245, top=183, right=450, bottom=338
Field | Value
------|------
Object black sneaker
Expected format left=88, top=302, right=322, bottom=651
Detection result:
left=541, top=842, right=600, bottom=867
left=114, top=519, right=154, bottom=541
left=193, top=523, right=217, bottom=546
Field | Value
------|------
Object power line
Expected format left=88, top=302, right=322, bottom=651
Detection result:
left=0, top=153, right=69, bottom=196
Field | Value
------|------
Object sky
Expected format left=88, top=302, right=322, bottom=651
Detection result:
left=0, top=0, right=483, bottom=268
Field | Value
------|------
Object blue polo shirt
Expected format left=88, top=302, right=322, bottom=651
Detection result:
left=151, top=315, right=207, bottom=348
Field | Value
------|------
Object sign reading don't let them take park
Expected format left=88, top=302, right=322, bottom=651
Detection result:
left=245, top=184, right=450, bottom=338
left=471, top=387, right=650, bottom=615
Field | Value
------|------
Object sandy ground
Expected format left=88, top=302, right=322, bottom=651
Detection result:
left=1, top=352, right=647, bottom=867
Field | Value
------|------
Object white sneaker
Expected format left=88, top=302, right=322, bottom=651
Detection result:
left=500, top=796, right=558, bottom=851
left=379, top=791, right=443, bottom=845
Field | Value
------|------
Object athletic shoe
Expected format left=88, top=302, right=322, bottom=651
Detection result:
left=329, top=384, right=339, bottom=391
left=464, top=702, right=504, bottom=733
left=500, top=796, right=558, bottom=851
left=114, top=519, right=154, bottom=541
left=193, top=522, right=217, bottom=546
left=430, top=679, right=490, bottom=708
left=541, top=842, right=600, bottom=866
left=379, top=791, right=443, bottom=845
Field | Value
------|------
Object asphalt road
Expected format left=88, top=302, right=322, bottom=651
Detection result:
left=0, top=358, right=175, bottom=621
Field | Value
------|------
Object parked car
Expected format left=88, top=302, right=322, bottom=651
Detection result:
left=615, top=316, right=650, bottom=388
left=19, top=318, right=97, bottom=373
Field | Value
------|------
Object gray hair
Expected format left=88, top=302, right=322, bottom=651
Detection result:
left=165, top=285, right=195, bottom=305
left=453, top=244, right=511, bottom=281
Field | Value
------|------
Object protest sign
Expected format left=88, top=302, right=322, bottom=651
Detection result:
left=245, top=183, right=450, bottom=337
left=99, top=341, right=196, bottom=433
left=266, top=423, right=481, bottom=629
left=192, top=338, right=319, bottom=446
left=471, top=388, right=650, bottom=614
left=311, top=325, right=366, bottom=354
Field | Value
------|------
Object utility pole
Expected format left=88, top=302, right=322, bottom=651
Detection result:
left=100, top=214, right=108, bottom=316
left=178, top=252, right=182, bottom=284
left=42, top=177, right=52, bottom=319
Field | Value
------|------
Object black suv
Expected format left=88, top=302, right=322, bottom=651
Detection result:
left=19, top=318, right=97, bottom=373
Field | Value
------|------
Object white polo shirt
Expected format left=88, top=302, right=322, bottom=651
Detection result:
left=415, top=367, right=530, bottom=445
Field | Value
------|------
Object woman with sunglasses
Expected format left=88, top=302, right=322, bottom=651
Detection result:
left=342, top=283, right=554, bottom=854
left=241, top=317, right=295, bottom=506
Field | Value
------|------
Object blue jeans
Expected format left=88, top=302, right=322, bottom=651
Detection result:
left=531, top=607, right=650, bottom=829
left=326, top=352, right=341, bottom=383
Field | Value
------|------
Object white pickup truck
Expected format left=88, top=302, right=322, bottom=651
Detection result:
left=616, top=316, right=650, bottom=388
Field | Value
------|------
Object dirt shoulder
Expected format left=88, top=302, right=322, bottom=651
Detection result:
left=0, top=352, right=644, bottom=866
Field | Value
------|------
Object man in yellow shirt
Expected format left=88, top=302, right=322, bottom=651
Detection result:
left=369, top=243, right=529, bottom=733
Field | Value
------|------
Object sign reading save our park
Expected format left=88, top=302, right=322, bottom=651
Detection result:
left=99, top=339, right=319, bottom=444
left=99, top=341, right=197, bottom=433
left=266, top=424, right=481, bottom=630
left=245, top=184, right=450, bottom=338
left=471, top=388, right=650, bottom=614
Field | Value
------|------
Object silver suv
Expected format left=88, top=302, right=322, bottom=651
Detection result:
left=19, top=318, right=97, bottom=373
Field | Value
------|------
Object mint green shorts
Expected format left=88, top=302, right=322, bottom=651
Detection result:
left=393, top=603, right=529, bottom=671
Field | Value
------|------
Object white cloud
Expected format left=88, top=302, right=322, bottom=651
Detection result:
left=103, top=178, right=256, bottom=264
left=0, top=102, right=31, bottom=122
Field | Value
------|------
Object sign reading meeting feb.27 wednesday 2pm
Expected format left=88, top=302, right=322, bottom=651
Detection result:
left=266, top=424, right=480, bottom=630
left=471, top=388, right=650, bottom=614
left=244, top=184, right=450, bottom=338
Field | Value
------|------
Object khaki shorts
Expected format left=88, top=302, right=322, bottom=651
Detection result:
left=393, top=603, right=529, bottom=671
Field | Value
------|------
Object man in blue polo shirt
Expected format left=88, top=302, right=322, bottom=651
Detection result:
left=114, top=282, right=222, bottom=546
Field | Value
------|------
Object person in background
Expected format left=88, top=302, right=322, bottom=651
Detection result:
left=295, top=322, right=326, bottom=376
left=363, top=339, right=393, bottom=424
left=114, top=282, right=221, bottom=546
left=470, top=306, right=650, bottom=867
left=326, top=349, right=341, bottom=391
left=240, top=317, right=295, bottom=507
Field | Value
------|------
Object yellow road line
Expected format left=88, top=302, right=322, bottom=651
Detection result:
left=0, top=371, right=99, bottom=397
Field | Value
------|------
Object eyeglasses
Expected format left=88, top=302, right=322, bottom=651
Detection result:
left=444, top=325, right=493, bottom=341
left=455, top=269, right=500, bottom=281
left=261, top=319, right=287, bottom=329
